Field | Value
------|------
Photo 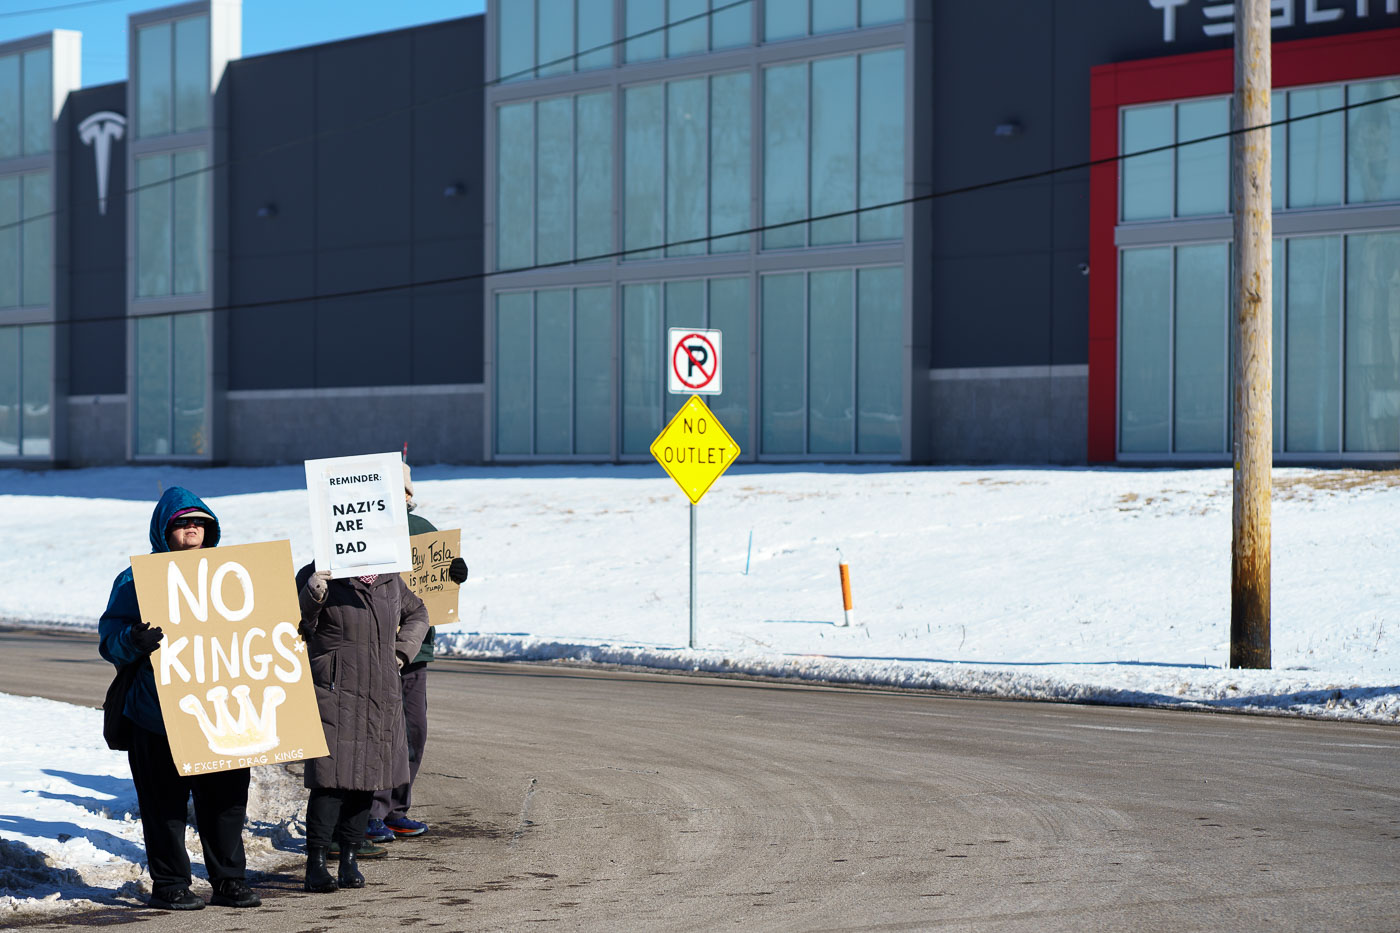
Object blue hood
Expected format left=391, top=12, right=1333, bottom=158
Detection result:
left=147, top=486, right=221, bottom=552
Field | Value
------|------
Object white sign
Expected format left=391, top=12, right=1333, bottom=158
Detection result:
left=668, top=328, right=723, bottom=395
left=304, top=451, right=412, bottom=579
left=1147, top=0, right=1398, bottom=43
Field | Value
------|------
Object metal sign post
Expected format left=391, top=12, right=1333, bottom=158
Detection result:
left=650, top=394, right=740, bottom=650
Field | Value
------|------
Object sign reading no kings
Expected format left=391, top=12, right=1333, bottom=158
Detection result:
left=305, top=451, right=412, bottom=578
left=131, top=540, right=329, bottom=775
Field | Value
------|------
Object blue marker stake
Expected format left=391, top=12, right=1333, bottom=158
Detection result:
left=744, top=529, right=753, bottom=575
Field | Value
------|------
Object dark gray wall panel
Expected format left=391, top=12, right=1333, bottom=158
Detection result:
left=314, top=293, right=414, bottom=387
left=930, top=253, right=1051, bottom=369
left=411, top=282, right=480, bottom=385
left=227, top=301, right=315, bottom=390
left=66, top=83, right=127, bottom=396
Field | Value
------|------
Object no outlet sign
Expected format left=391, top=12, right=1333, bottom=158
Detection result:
left=668, top=328, right=722, bottom=395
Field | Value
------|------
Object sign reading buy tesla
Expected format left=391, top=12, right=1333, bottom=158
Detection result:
left=131, top=540, right=329, bottom=775
left=650, top=395, right=741, bottom=504
left=668, top=328, right=722, bottom=395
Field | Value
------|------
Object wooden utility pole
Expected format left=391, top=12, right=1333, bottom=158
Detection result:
left=1230, top=0, right=1272, bottom=669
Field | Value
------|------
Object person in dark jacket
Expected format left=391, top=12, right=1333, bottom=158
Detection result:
left=98, top=487, right=261, bottom=911
left=295, top=551, right=430, bottom=893
left=366, top=462, right=468, bottom=844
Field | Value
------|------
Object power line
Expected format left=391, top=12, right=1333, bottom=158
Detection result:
left=13, top=89, right=1400, bottom=333
left=0, top=0, right=756, bottom=230
left=0, top=0, right=134, bottom=20
left=2, top=84, right=1396, bottom=239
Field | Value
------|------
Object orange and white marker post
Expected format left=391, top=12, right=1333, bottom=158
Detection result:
left=838, top=560, right=855, bottom=627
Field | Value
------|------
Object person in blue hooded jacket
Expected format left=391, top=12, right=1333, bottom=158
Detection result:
left=98, top=487, right=261, bottom=912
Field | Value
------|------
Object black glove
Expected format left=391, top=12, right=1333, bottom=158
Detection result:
left=449, top=557, right=469, bottom=584
left=130, top=625, right=164, bottom=655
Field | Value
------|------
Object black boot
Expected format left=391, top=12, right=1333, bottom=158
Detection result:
left=304, top=845, right=338, bottom=893
left=338, top=844, right=365, bottom=889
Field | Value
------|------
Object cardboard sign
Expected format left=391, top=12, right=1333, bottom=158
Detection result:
left=403, top=529, right=461, bottom=627
left=131, top=540, right=329, bottom=775
left=304, top=451, right=412, bottom=579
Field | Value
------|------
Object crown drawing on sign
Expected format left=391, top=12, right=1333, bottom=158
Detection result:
left=179, top=684, right=287, bottom=756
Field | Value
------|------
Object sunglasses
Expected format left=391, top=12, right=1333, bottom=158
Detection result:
left=169, top=517, right=210, bottom=529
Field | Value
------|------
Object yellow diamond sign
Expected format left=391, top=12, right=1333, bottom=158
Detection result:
left=650, top=395, right=741, bottom=504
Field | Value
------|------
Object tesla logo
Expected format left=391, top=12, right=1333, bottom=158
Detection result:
left=1149, top=0, right=1398, bottom=43
left=78, top=111, right=126, bottom=216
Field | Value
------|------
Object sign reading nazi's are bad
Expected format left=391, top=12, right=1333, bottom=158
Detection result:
left=305, top=451, right=413, bottom=578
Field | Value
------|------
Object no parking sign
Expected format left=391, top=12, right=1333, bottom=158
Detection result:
left=668, top=328, right=722, bottom=395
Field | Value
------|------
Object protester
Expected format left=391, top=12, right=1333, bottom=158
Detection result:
left=364, top=462, right=469, bottom=845
left=98, top=487, right=261, bottom=911
left=296, top=554, right=429, bottom=893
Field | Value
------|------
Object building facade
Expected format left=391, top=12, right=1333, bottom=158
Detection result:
left=1, top=0, right=1398, bottom=467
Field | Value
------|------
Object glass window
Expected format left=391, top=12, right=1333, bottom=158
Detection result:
left=761, top=272, right=805, bottom=452
left=578, top=0, right=613, bottom=70
left=20, top=324, right=50, bottom=456
left=495, top=293, right=533, bottom=455
left=172, top=312, right=208, bottom=456
left=712, top=0, right=753, bottom=48
left=664, top=279, right=705, bottom=422
left=861, top=0, right=903, bottom=25
left=537, top=97, right=574, bottom=266
left=574, top=287, right=612, bottom=454
left=1284, top=236, right=1340, bottom=452
left=0, top=55, right=18, bottom=160
left=764, top=0, right=807, bottom=40
left=625, top=1, right=665, bottom=63
left=622, top=283, right=662, bottom=453
left=498, top=0, right=535, bottom=81
left=535, top=289, right=573, bottom=453
left=858, top=48, right=903, bottom=241
left=811, top=57, right=856, bottom=246
left=497, top=103, right=534, bottom=270
left=136, top=156, right=171, bottom=297
left=21, top=171, right=51, bottom=307
left=172, top=150, right=208, bottom=295
left=0, top=327, right=16, bottom=454
left=1119, top=247, right=1171, bottom=452
left=813, top=0, right=857, bottom=34
left=576, top=92, right=613, bottom=261
left=809, top=270, right=854, bottom=453
left=1121, top=104, right=1173, bottom=221
left=1175, top=97, right=1228, bottom=217
left=538, top=0, right=575, bottom=77
left=1347, top=79, right=1400, bottom=204
left=667, top=78, right=707, bottom=257
left=173, top=16, right=209, bottom=134
left=1172, top=243, right=1228, bottom=452
left=1288, top=86, right=1343, bottom=209
left=669, top=0, right=709, bottom=57
left=763, top=63, right=807, bottom=249
left=710, top=71, right=751, bottom=253
left=625, top=83, right=664, bottom=260
left=708, top=277, right=750, bottom=446
left=135, top=316, right=171, bottom=456
left=1271, top=94, right=1285, bottom=211
left=1271, top=239, right=1283, bottom=451
left=21, top=47, right=51, bottom=156
left=857, top=266, right=902, bottom=453
left=136, top=23, right=172, bottom=139
left=1344, top=232, right=1400, bottom=452
left=0, top=176, right=15, bottom=307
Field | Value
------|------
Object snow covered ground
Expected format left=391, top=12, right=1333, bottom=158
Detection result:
left=0, top=463, right=1396, bottom=914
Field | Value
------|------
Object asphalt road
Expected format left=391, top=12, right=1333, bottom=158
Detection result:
left=4, top=628, right=1398, bottom=932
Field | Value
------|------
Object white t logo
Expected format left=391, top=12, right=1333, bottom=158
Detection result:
left=77, top=111, right=126, bottom=216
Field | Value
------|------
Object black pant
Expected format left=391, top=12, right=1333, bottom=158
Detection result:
left=371, top=663, right=428, bottom=821
left=306, top=788, right=373, bottom=849
left=127, top=723, right=250, bottom=892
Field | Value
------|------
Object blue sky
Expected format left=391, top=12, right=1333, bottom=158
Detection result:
left=0, top=0, right=486, bottom=88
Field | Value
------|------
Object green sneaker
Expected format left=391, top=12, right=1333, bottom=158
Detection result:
left=325, top=840, right=387, bottom=859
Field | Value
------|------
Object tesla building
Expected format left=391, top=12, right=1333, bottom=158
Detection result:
left=1, top=1, right=1398, bottom=467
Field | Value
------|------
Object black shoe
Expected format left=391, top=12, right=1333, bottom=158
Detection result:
left=304, top=845, right=338, bottom=893
left=149, top=885, right=205, bottom=910
left=210, top=879, right=262, bottom=908
left=327, top=840, right=387, bottom=859
left=337, top=846, right=365, bottom=889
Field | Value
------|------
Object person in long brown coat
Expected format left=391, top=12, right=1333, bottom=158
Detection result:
left=295, top=563, right=429, bottom=893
